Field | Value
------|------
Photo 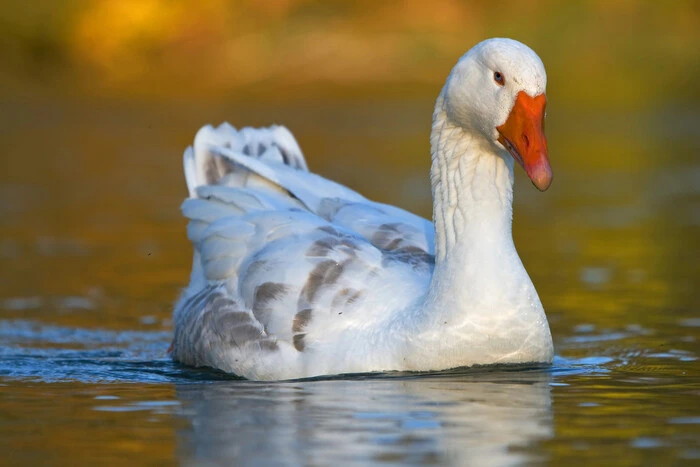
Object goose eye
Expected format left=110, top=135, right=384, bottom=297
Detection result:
left=494, top=71, right=505, bottom=86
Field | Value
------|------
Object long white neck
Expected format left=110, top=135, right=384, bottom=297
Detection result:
left=403, top=91, right=553, bottom=369
left=430, top=92, right=515, bottom=264
left=429, top=91, right=522, bottom=301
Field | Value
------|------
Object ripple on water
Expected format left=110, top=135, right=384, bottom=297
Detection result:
left=0, top=313, right=697, bottom=466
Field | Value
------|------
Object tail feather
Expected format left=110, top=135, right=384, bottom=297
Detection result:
left=184, top=123, right=308, bottom=198
left=183, top=147, right=198, bottom=198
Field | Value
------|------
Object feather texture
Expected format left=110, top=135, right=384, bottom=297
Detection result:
left=172, top=123, right=434, bottom=379
left=171, top=38, right=555, bottom=380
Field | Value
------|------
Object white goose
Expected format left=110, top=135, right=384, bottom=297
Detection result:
left=171, top=38, right=554, bottom=380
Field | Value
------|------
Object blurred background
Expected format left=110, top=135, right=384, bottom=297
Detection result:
left=0, top=1, right=699, bottom=465
left=1, top=0, right=697, bottom=326
left=0, top=0, right=698, bottom=339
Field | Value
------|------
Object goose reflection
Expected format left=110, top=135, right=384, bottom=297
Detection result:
left=174, top=368, right=552, bottom=466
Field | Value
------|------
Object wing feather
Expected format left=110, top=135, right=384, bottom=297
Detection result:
left=174, top=123, right=435, bottom=374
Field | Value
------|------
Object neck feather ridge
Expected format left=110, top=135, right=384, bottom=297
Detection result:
left=429, top=92, right=515, bottom=264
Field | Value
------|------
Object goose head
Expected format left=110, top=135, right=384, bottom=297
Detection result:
left=443, top=38, right=552, bottom=191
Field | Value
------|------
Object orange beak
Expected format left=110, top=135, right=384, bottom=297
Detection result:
left=497, top=91, right=552, bottom=191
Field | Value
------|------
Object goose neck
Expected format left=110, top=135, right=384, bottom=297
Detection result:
left=429, top=94, right=515, bottom=264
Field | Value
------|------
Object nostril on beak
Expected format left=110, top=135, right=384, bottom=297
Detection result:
left=522, top=133, right=530, bottom=149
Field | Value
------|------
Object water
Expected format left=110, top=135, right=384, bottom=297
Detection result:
left=0, top=93, right=698, bottom=465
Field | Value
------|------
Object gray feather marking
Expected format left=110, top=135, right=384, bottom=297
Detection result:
left=293, top=308, right=312, bottom=333
left=291, top=307, right=313, bottom=352
left=210, top=294, right=237, bottom=311
left=369, top=223, right=435, bottom=270
left=382, top=246, right=435, bottom=270
left=293, top=334, right=306, bottom=352
left=307, top=227, right=360, bottom=258
left=253, top=282, right=291, bottom=328
left=216, top=311, right=253, bottom=329
left=255, top=282, right=290, bottom=304
left=306, top=239, right=337, bottom=257
left=227, top=323, right=265, bottom=345
left=385, top=238, right=403, bottom=250
left=371, top=223, right=403, bottom=250
left=331, top=288, right=362, bottom=310
left=318, top=225, right=340, bottom=236
left=245, top=259, right=269, bottom=277
left=172, top=289, right=279, bottom=368
left=204, top=153, right=236, bottom=185
left=277, top=144, right=291, bottom=166
left=301, top=259, right=349, bottom=303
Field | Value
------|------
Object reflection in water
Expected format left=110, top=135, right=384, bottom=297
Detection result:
left=175, top=370, right=552, bottom=466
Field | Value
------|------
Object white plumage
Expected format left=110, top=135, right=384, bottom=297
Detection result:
left=171, top=38, right=554, bottom=380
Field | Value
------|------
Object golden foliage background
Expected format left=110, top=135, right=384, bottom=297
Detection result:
left=1, top=0, right=697, bottom=108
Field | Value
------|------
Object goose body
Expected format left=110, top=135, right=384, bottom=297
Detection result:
left=171, top=38, right=554, bottom=380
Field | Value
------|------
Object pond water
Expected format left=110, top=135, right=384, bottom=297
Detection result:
left=0, top=95, right=698, bottom=465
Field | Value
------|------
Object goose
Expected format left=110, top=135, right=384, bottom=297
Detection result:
left=170, top=38, right=554, bottom=380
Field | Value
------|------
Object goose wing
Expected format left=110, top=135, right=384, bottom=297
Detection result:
left=172, top=124, right=434, bottom=375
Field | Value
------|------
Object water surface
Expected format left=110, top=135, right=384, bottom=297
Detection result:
left=0, top=93, right=698, bottom=465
